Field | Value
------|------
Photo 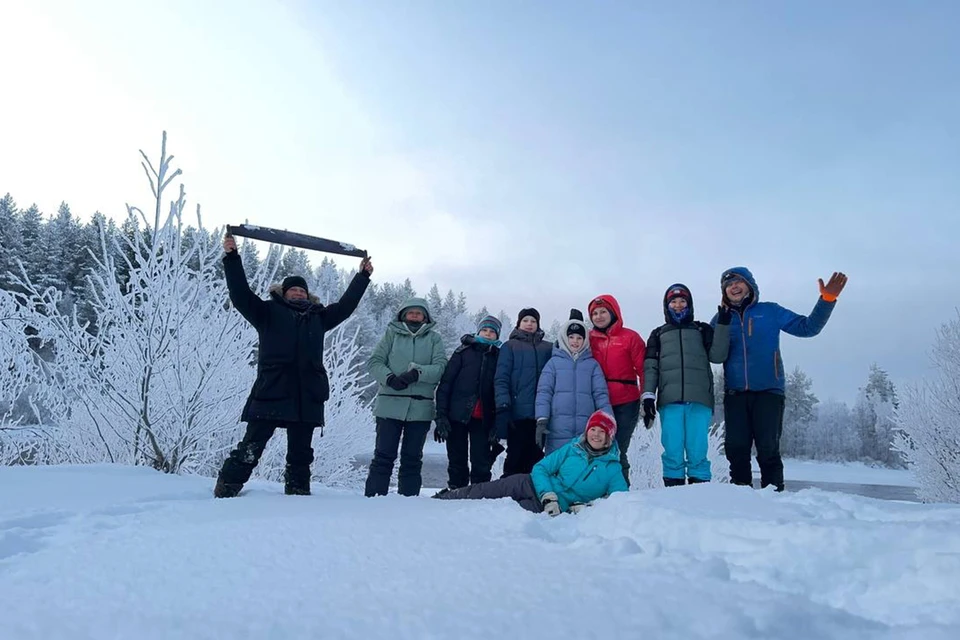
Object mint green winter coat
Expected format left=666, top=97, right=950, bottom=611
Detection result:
left=369, top=297, right=447, bottom=422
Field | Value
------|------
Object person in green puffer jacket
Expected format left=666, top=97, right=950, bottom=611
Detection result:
left=641, top=284, right=730, bottom=486
left=432, top=410, right=627, bottom=515
left=364, top=297, right=447, bottom=497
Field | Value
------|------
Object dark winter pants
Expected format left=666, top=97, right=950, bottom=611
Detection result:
left=724, top=391, right=786, bottom=490
left=446, top=418, right=493, bottom=489
left=433, top=473, right=543, bottom=513
left=364, top=417, right=431, bottom=497
left=612, top=400, right=640, bottom=485
left=503, top=419, right=544, bottom=477
left=217, top=421, right=315, bottom=491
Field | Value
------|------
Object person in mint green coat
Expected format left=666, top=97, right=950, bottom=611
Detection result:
left=432, top=410, right=627, bottom=515
left=364, top=297, right=447, bottom=497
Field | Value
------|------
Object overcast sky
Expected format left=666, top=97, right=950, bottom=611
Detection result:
left=2, top=0, right=958, bottom=404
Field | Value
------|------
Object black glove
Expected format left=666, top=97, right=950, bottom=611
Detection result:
left=398, top=369, right=420, bottom=385
left=642, top=397, right=657, bottom=428
left=535, top=418, right=550, bottom=449
left=488, top=427, right=499, bottom=445
left=716, top=305, right=732, bottom=325
left=434, top=416, right=451, bottom=443
left=386, top=374, right=408, bottom=391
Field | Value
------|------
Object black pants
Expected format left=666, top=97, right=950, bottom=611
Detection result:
left=364, top=417, right=430, bottom=497
left=724, top=391, right=786, bottom=490
left=433, top=473, right=543, bottom=513
left=611, top=400, right=640, bottom=485
left=217, top=421, right=315, bottom=490
left=502, top=419, right=543, bottom=477
left=446, top=418, right=493, bottom=489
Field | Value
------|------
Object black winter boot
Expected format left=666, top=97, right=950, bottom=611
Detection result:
left=663, top=477, right=686, bottom=487
left=214, top=477, right=243, bottom=498
left=284, top=466, right=311, bottom=496
left=687, top=477, right=709, bottom=484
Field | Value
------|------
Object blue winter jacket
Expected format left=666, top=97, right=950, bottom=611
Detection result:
left=530, top=438, right=628, bottom=513
left=535, top=336, right=612, bottom=454
left=494, top=328, right=553, bottom=432
left=710, top=267, right=836, bottom=394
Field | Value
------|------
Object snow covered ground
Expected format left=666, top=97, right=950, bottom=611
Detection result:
left=2, top=465, right=958, bottom=640
left=772, top=458, right=918, bottom=487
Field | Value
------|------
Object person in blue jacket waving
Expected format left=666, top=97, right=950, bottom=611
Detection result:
left=432, top=410, right=628, bottom=515
left=711, top=267, right=848, bottom=491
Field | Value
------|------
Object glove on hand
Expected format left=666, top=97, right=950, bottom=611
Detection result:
left=716, top=305, right=733, bottom=325
left=386, top=374, right=408, bottom=391
left=434, top=416, right=451, bottom=443
left=541, top=492, right=561, bottom=517
left=535, top=418, right=550, bottom=449
left=398, top=369, right=420, bottom=385
left=569, top=502, right=591, bottom=514
left=642, top=398, right=657, bottom=429
left=818, top=272, right=848, bottom=303
left=495, top=410, right=511, bottom=438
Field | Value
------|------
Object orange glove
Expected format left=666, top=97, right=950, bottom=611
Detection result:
left=818, top=272, right=848, bottom=302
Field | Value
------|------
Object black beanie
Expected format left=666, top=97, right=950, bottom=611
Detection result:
left=566, top=323, right=586, bottom=339
left=517, top=307, right=540, bottom=328
left=282, top=276, right=309, bottom=295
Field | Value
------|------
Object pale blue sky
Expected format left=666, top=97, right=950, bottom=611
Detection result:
left=1, top=0, right=958, bottom=403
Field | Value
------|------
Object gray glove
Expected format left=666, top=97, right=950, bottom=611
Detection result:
left=535, top=418, right=550, bottom=449
left=541, top=491, right=561, bottom=517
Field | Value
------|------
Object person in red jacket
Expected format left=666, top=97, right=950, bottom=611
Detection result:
left=588, top=294, right=646, bottom=485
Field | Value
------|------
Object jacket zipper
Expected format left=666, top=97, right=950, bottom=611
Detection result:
left=678, top=326, right=685, bottom=401
left=739, top=309, right=749, bottom=390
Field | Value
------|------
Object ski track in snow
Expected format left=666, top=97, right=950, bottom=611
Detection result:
left=0, top=465, right=958, bottom=640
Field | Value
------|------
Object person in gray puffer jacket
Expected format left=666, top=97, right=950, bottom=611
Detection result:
left=535, top=310, right=612, bottom=454
left=642, top=284, right=730, bottom=486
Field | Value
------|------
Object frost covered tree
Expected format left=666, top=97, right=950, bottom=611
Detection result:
left=15, top=133, right=272, bottom=473
left=0, top=193, right=23, bottom=289
left=781, top=367, right=819, bottom=458
left=806, top=400, right=860, bottom=461
left=855, top=364, right=902, bottom=466
left=894, top=315, right=960, bottom=503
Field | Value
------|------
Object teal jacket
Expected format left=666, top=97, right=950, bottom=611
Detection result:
left=530, top=438, right=628, bottom=512
left=369, top=297, right=447, bottom=422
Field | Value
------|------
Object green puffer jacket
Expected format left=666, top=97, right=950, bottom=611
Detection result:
left=643, top=287, right=730, bottom=410
left=369, top=297, right=448, bottom=422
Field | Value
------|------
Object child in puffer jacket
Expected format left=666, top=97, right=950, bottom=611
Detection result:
left=535, top=310, right=612, bottom=454
left=431, top=410, right=628, bottom=515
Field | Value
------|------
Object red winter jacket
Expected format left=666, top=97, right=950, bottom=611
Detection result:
left=588, top=294, right=646, bottom=407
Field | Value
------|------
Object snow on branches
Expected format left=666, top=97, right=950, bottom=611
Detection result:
left=895, top=314, right=960, bottom=503
left=13, top=133, right=267, bottom=473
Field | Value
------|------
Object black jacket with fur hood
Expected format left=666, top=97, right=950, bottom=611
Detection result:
left=223, top=251, right=370, bottom=426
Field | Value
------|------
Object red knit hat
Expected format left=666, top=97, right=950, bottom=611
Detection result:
left=585, top=410, right=617, bottom=440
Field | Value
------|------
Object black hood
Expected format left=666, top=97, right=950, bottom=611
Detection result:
left=663, top=283, right=694, bottom=325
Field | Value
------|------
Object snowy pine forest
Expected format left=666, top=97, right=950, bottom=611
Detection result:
left=0, top=134, right=957, bottom=501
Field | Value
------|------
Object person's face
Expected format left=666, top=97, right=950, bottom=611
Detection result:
left=404, top=308, right=425, bottom=323
left=567, top=334, right=584, bottom=352
left=724, top=277, right=749, bottom=304
left=284, top=287, right=308, bottom=301
left=591, top=307, right=611, bottom=329
left=586, top=426, right=608, bottom=449
left=519, top=316, right=538, bottom=332
left=668, top=297, right=689, bottom=313
left=478, top=327, right=498, bottom=340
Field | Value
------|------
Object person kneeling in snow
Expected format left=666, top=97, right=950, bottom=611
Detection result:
left=432, top=410, right=627, bottom=515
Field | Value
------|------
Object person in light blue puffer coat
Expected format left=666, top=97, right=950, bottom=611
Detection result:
left=535, top=310, right=611, bottom=454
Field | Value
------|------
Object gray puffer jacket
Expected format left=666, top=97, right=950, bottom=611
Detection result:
left=643, top=287, right=730, bottom=410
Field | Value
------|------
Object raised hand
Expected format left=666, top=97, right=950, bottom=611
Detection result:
left=818, top=272, right=848, bottom=302
left=360, top=256, right=374, bottom=276
left=223, top=235, right=237, bottom=254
